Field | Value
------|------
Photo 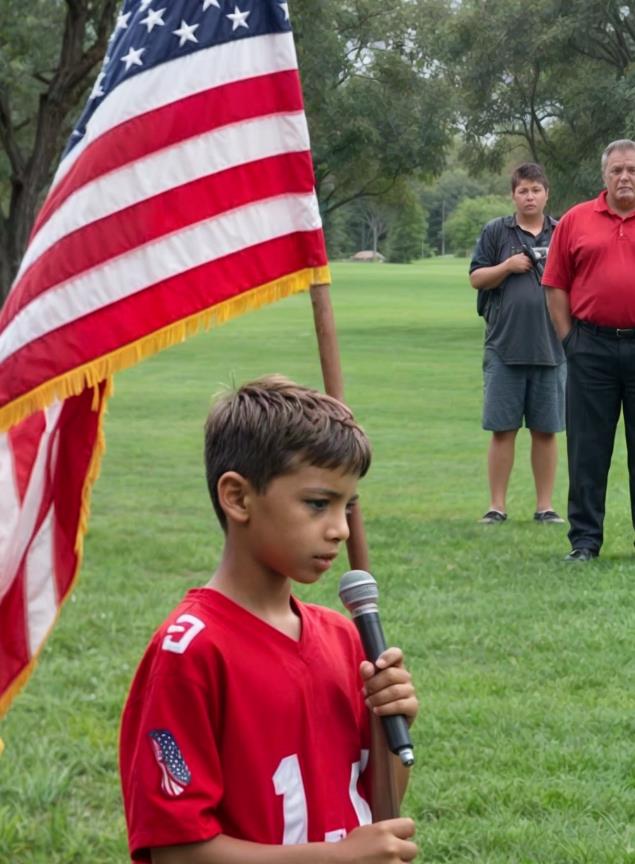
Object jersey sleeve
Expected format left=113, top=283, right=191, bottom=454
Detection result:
left=120, top=626, right=225, bottom=861
left=469, top=219, right=502, bottom=273
left=541, top=214, right=573, bottom=291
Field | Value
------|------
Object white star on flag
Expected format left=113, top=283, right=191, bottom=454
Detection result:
left=226, top=5, right=250, bottom=30
left=121, top=46, right=145, bottom=70
left=139, top=0, right=153, bottom=8
left=115, top=11, right=131, bottom=30
left=141, top=7, right=166, bottom=32
left=202, top=0, right=220, bottom=9
left=279, top=2, right=289, bottom=20
left=173, top=19, right=200, bottom=46
left=90, top=72, right=106, bottom=99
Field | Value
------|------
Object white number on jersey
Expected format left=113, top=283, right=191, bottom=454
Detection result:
left=273, top=755, right=308, bottom=845
left=161, top=614, right=205, bottom=654
left=349, top=750, right=372, bottom=826
left=273, top=751, right=371, bottom=845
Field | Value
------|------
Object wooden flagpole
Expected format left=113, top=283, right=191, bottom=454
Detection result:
left=309, top=282, right=401, bottom=822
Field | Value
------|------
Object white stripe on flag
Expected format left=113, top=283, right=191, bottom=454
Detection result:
left=0, top=194, right=322, bottom=364
left=52, top=32, right=298, bottom=189
left=0, top=431, right=21, bottom=564
left=19, top=112, right=310, bottom=279
left=25, top=506, right=58, bottom=658
left=0, top=403, right=62, bottom=603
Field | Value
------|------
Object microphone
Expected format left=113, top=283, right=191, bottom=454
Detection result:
left=339, top=569, right=415, bottom=767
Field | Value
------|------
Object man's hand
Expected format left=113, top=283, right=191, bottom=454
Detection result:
left=360, top=647, right=418, bottom=727
left=545, top=286, right=572, bottom=341
left=505, top=252, right=534, bottom=274
left=333, top=818, right=417, bottom=863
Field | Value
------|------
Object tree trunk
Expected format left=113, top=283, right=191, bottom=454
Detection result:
left=0, top=221, right=13, bottom=304
left=0, top=0, right=118, bottom=308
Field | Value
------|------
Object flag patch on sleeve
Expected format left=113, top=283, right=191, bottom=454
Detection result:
left=149, top=729, right=192, bottom=797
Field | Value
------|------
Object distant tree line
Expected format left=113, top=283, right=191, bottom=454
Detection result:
left=1, top=0, right=634, bottom=299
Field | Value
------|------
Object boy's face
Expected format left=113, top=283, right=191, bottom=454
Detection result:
left=244, top=462, right=359, bottom=586
left=512, top=179, right=548, bottom=219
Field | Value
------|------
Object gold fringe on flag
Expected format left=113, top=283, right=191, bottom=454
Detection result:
left=0, top=266, right=330, bottom=434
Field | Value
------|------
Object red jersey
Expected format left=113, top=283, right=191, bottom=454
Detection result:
left=542, top=190, right=635, bottom=327
left=119, top=588, right=372, bottom=861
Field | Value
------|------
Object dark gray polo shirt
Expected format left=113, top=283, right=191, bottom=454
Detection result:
left=470, top=215, right=564, bottom=366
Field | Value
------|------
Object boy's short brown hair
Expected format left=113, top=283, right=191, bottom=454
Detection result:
left=511, top=162, right=549, bottom=192
left=204, top=375, right=372, bottom=530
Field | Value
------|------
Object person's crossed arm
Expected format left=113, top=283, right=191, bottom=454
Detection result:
left=470, top=252, right=533, bottom=292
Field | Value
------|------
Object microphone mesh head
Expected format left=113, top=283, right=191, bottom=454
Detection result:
left=338, top=569, right=379, bottom=615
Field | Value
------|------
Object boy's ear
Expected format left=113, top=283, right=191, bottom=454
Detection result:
left=217, top=471, right=252, bottom=525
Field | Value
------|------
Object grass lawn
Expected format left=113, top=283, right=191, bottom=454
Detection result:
left=2, top=258, right=635, bottom=862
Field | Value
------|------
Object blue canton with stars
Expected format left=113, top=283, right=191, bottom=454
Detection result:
left=65, top=0, right=292, bottom=157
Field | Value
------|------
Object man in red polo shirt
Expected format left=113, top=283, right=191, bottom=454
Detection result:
left=543, top=139, right=635, bottom=561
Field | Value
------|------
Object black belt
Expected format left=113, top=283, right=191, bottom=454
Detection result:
left=576, top=319, right=635, bottom=339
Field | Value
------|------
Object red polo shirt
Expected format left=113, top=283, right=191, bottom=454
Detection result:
left=542, top=190, right=635, bottom=327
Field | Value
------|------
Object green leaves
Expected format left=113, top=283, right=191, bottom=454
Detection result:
left=444, top=0, right=635, bottom=210
left=292, top=0, right=454, bottom=214
left=444, top=194, right=510, bottom=256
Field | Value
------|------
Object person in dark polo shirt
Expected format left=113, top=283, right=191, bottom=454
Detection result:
left=544, top=139, right=635, bottom=562
left=470, top=163, right=566, bottom=526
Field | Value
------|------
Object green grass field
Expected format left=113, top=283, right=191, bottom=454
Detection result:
left=2, top=258, right=635, bottom=863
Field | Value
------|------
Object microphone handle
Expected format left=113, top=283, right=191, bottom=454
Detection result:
left=354, top=611, right=414, bottom=766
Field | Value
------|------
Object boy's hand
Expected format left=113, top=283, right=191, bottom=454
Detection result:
left=333, top=818, right=417, bottom=862
left=506, top=251, right=533, bottom=274
left=360, top=647, right=418, bottom=728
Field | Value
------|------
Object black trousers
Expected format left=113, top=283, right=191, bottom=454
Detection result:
left=565, top=321, right=635, bottom=552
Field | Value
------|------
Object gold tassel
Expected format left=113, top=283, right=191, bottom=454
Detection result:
left=0, top=267, right=330, bottom=433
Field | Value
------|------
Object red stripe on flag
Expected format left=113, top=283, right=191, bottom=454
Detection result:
left=52, top=391, right=104, bottom=599
left=0, top=565, right=29, bottom=698
left=31, top=71, right=303, bottom=238
left=0, top=231, right=325, bottom=407
left=8, top=412, right=46, bottom=503
left=4, top=152, right=316, bottom=323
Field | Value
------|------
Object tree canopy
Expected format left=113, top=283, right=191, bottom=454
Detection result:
left=444, top=194, right=509, bottom=256
left=293, top=0, right=454, bottom=215
left=444, top=0, right=635, bottom=209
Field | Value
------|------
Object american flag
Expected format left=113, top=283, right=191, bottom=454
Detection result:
left=0, top=0, right=329, bottom=716
left=149, top=729, right=192, bottom=797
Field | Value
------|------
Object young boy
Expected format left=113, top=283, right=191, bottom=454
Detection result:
left=470, top=163, right=565, bottom=526
left=119, top=375, right=419, bottom=863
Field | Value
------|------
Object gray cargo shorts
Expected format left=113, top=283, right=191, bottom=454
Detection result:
left=482, top=348, right=566, bottom=433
